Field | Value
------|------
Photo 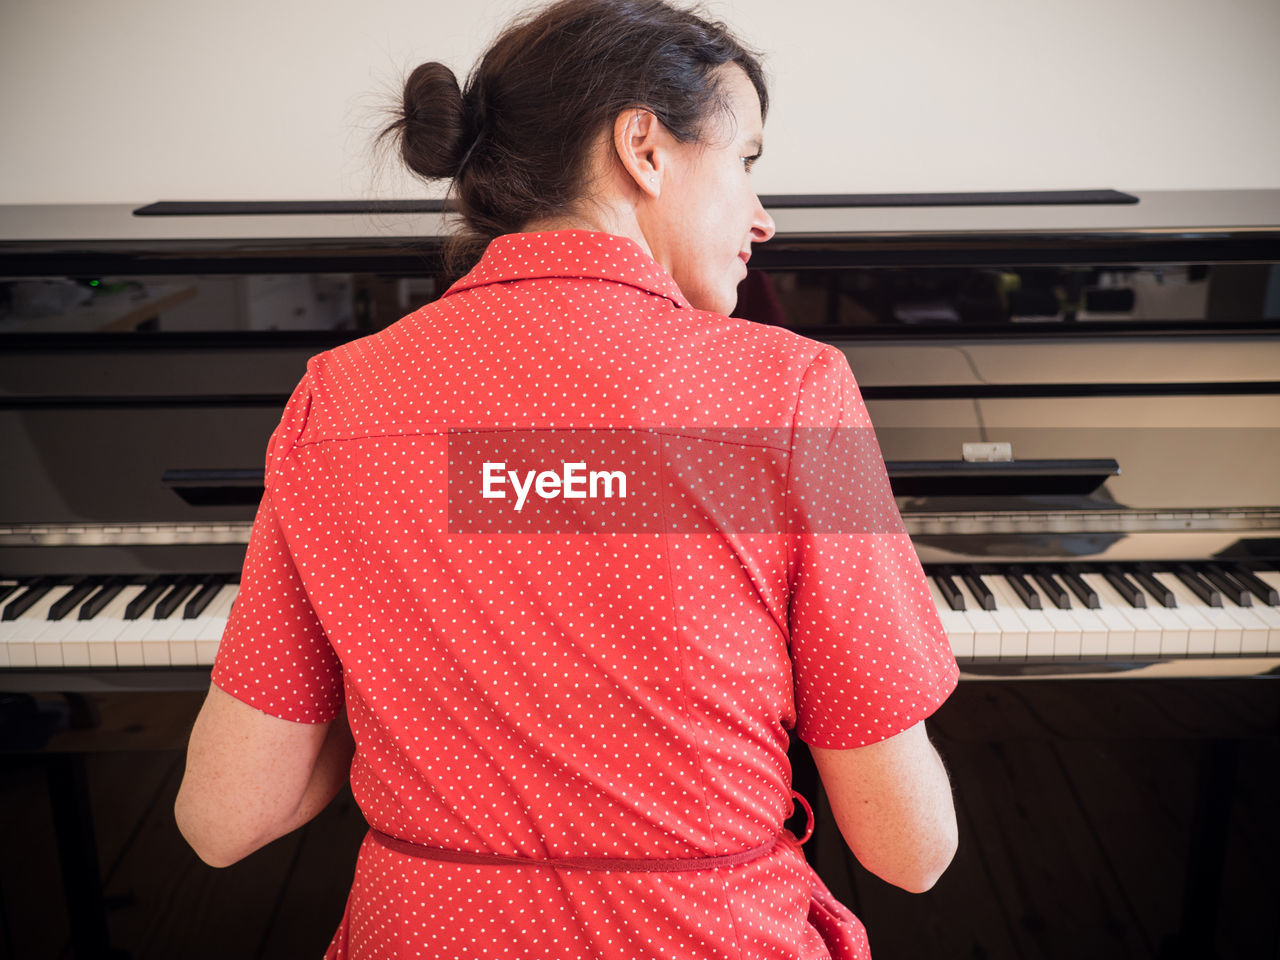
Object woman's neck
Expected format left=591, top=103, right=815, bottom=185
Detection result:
left=520, top=203, right=654, bottom=261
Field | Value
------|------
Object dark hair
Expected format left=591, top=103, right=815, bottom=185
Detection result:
left=379, top=0, right=767, bottom=270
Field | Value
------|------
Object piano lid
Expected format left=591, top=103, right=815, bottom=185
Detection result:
left=3, top=189, right=1280, bottom=246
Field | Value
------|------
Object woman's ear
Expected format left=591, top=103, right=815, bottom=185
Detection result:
left=612, top=108, right=665, bottom=198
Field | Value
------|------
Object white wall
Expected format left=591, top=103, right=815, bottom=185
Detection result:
left=2, top=0, right=1278, bottom=205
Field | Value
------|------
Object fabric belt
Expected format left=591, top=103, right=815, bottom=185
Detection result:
left=369, top=789, right=815, bottom=874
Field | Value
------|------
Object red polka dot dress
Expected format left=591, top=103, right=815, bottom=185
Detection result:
left=212, top=230, right=959, bottom=959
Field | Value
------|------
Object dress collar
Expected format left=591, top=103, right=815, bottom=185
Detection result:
left=443, top=229, right=693, bottom=310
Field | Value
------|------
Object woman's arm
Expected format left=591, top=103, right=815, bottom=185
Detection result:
left=810, top=720, right=957, bottom=893
left=174, top=683, right=355, bottom=868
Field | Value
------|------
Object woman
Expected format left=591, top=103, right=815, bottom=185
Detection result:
left=175, top=1, right=960, bottom=957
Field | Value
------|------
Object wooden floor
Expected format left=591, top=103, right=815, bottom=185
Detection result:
left=2, top=679, right=1277, bottom=960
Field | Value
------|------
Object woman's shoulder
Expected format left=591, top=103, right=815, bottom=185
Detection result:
left=684, top=305, right=837, bottom=375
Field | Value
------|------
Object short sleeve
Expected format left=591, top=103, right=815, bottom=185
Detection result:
left=785, top=346, right=958, bottom=749
left=211, top=374, right=344, bottom=723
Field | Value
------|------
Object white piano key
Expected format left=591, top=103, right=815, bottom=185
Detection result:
left=978, top=577, right=1030, bottom=660
left=1238, top=575, right=1280, bottom=652
left=1083, top=573, right=1166, bottom=656
left=1017, top=581, right=1085, bottom=657
left=1076, top=574, right=1140, bottom=658
left=81, top=584, right=147, bottom=666
left=2, top=585, right=76, bottom=668
left=1140, top=597, right=1191, bottom=657
left=1216, top=601, right=1271, bottom=654
left=0, top=583, right=16, bottom=667
left=1152, top=572, right=1241, bottom=655
left=167, top=589, right=229, bottom=666
left=141, top=614, right=182, bottom=666
left=951, top=578, right=1002, bottom=658
left=35, top=583, right=101, bottom=666
left=59, top=623, right=93, bottom=666
left=36, top=616, right=83, bottom=668
left=1056, top=598, right=1107, bottom=659
left=986, top=576, right=1055, bottom=659
left=1027, top=574, right=1095, bottom=657
left=1100, top=572, right=1190, bottom=657
left=196, top=585, right=238, bottom=665
left=197, top=632, right=225, bottom=666
left=199, top=587, right=238, bottom=635
left=168, top=618, right=202, bottom=666
left=1194, top=570, right=1270, bottom=652
left=1249, top=603, right=1280, bottom=653
left=194, top=585, right=238, bottom=625
left=1147, top=573, right=1217, bottom=655
left=928, top=577, right=974, bottom=659
left=82, top=586, right=143, bottom=668
left=114, top=588, right=167, bottom=666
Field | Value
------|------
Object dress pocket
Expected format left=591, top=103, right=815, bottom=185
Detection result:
left=806, top=870, right=871, bottom=960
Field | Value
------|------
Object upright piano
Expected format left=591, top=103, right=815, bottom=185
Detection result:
left=2, top=190, right=1277, bottom=957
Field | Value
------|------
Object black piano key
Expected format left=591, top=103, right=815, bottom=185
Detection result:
left=959, top=567, right=996, bottom=611
left=1198, top=565, right=1251, bottom=607
left=154, top=578, right=199, bottom=619
left=1228, top=564, right=1279, bottom=606
left=1102, top=565, right=1146, bottom=608
left=1004, top=567, right=1042, bottom=610
left=47, top=577, right=97, bottom=621
left=2, top=577, right=58, bottom=621
left=79, top=578, right=128, bottom=620
left=183, top=577, right=224, bottom=619
left=1174, top=564, right=1221, bottom=607
left=0, top=583, right=21, bottom=606
left=1132, top=564, right=1176, bottom=608
left=1060, top=567, right=1100, bottom=610
left=932, top=570, right=965, bottom=611
left=125, top=579, right=168, bottom=620
left=1029, top=569, right=1071, bottom=609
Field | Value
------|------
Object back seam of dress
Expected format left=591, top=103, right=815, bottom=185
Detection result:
left=654, top=437, right=747, bottom=958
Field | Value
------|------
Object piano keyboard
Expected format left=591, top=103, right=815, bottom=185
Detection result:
left=1, top=563, right=1278, bottom=671
left=0, top=575, right=237, bottom=669
left=925, top=562, right=1280, bottom=661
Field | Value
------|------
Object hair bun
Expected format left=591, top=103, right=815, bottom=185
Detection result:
left=395, top=61, right=468, bottom=180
